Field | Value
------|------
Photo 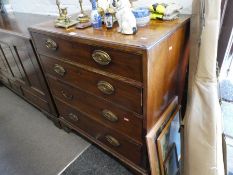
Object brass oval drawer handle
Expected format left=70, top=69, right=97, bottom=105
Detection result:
left=68, top=113, right=79, bottom=121
left=102, top=109, right=118, bottom=122
left=53, top=64, right=66, bottom=76
left=105, top=135, right=120, bottom=147
left=61, top=90, right=73, bottom=100
left=92, top=50, right=111, bottom=65
left=45, top=38, right=58, bottom=50
left=97, top=81, right=114, bottom=95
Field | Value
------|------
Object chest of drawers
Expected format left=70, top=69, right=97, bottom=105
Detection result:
left=0, top=13, right=58, bottom=124
left=30, top=16, right=190, bottom=174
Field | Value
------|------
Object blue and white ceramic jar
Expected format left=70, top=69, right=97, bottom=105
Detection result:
left=90, top=0, right=102, bottom=29
left=132, top=8, right=150, bottom=27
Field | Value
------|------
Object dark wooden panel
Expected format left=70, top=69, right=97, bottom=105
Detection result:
left=40, top=55, right=142, bottom=114
left=145, top=26, right=186, bottom=131
left=0, top=73, right=11, bottom=87
left=56, top=99, right=143, bottom=166
left=0, top=44, right=14, bottom=77
left=21, top=86, right=50, bottom=113
left=0, top=43, right=25, bottom=82
left=16, top=41, right=44, bottom=92
left=0, top=32, right=44, bottom=93
left=0, top=47, right=10, bottom=75
left=32, top=32, right=143, bottom=82
left=9, top=78, right=23, bottom=95
left=0, top=13, right=58, bottom=117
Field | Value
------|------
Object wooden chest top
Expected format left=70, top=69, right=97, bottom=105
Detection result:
left=29, top=15, right=190, bottom=50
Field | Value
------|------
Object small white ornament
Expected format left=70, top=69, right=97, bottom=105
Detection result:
left=112, top=0, right=137, bottom=35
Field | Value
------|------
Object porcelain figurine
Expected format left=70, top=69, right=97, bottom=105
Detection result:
left=112, top=0, right=137, bottom=35
left=98, top=0, right=109, bottom=12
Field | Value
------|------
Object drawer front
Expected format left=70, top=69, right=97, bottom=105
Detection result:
left=21, top=87, right=50, bottom=113
left=47, top=76, right=143, bottom=142
left=32, top=32, right=143, bottom=82
left=41, top=55, right=142, bottom=114
left=56, top=99, right=142, bottom=165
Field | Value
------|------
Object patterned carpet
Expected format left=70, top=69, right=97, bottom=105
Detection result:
left=61, top=146, right=132, bottom=175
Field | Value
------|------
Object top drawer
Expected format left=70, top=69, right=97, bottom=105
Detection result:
left=31, top=32, right=143, bottom=82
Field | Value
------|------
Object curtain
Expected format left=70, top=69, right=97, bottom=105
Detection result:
left=184, top=0, right=224, bottom=175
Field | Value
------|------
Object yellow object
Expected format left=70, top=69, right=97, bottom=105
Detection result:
left=150, top=13, right=163, bottom=20
left=149, top=4, right=166, bottom=14
left=156, top=4, right=166, bottom=14
left=149, top=5, right=155, bottom=12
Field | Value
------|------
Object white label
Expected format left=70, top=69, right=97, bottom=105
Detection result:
left=69, top=32, right=77, bottom=36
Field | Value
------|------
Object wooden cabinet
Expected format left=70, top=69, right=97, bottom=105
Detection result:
left=0, top=13, right=58, bottom=124
left=30, top=16, right=190, bottom=174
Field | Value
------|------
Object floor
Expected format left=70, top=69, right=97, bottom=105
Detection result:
left=62, top=146, right=132, bottom=175
left=0, top=86, right=90, bottom=175
left=0, top=85, right=132, bottom=175
left=220, top=54, right=233, bottom=175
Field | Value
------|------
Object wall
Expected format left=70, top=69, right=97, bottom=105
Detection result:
left=9, top=0, right=192, bottom=15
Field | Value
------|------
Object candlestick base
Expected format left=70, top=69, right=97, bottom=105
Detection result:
left=77, top=13, right=90, bottom=23
left=55, top=19, right=79, bottom=29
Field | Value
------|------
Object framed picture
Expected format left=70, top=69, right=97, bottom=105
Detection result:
left=163, top=143, right=179, bottom=175
left=146, top=97, right=178, bottom=175
left=157, top=105, right=181, bottom=175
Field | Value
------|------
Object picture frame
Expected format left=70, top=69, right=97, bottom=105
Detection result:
left=146, top=97, right=178, bottom=175
left=157, top=105, right=181, bottom=175
left=163, top=143, right=179, bottom=175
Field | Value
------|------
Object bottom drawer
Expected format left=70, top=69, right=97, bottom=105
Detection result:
left=10, top=80, right=23, bottom=95
left=0, top=75, right=22, bottom=95
left=0, top=74, right=11, bottom=87
left=21, top=87, right=50, bottom=113
left=56, top=98, right=143, bottom=166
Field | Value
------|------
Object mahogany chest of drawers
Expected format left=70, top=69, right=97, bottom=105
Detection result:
left=0, top=13, right=58, bottom=124
left=29, top=16, right=190, bottom=174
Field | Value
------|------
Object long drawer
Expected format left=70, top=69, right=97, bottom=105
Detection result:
left=40, top=55, right=142, bottom=114
left=56, top=99, right=143, bottom=166
left=32, top=32, right=143, bottom=82
left=21, top=86, right=51, bottom=113
left=47, top=76, right=143, bottom=142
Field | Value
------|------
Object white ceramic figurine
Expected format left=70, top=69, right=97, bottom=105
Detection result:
left=112, top=0, right=137, bottom=35
left=98, top=0, right=110, bottom=11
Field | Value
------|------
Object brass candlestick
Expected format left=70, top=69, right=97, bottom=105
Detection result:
left=77, top=0, right=90, bottom=23
left=55, top=0, right=65, bottom=22
left=55, top=5, right=78, bottom=29
left=61, top=7, right=70, bottom=23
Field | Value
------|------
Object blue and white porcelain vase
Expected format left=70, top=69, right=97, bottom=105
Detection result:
left=90, top=0, right=102, bottom=29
